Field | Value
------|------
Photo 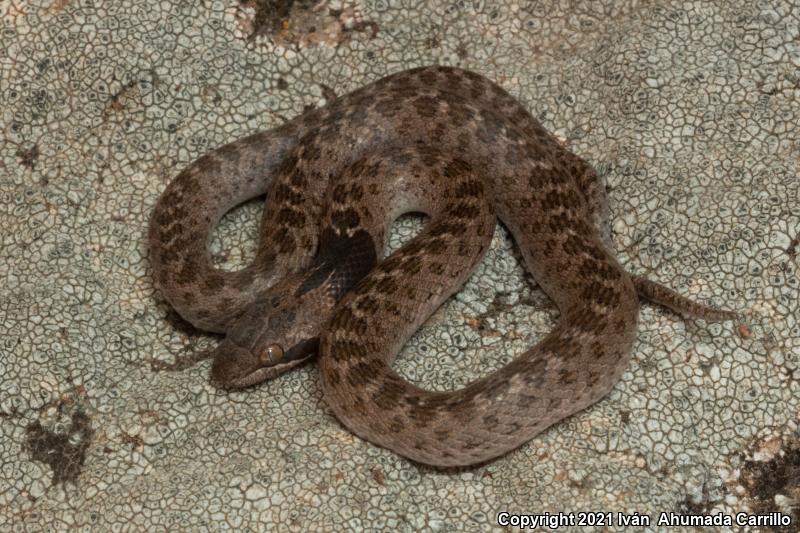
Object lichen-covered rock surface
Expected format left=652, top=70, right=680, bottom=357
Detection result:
left=1, top=1, right=797, bottom=530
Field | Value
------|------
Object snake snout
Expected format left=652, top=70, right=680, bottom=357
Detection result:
left=209, top=337, right=260, bottom=389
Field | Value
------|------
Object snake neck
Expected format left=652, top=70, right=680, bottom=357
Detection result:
left=296, top=227, right=379, bottom=302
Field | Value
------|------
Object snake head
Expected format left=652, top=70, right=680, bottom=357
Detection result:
left=210, top=228, right=378, bottom=389
left=209, top=291, right=323, bottom=389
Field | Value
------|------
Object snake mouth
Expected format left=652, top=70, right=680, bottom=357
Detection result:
left=213, top=357, right=312, bottom=389
left=209, top=336, right=319, bottom=389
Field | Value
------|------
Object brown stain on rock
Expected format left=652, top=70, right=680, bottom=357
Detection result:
left=16, top=145, right=39, bottom=169
left=24, top=410, right=94, bottom=485
left=739, top=436, right=799, bottom=527
left=242, top=0, right=300, bottom=39
left=47, top=0, right=71, bottom=15
left=236, top=0, right=376, bottom=48
left=787, top=234, right=798, bottom=258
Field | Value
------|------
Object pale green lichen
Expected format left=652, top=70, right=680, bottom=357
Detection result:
left=1, top=0, right=798, bottom=530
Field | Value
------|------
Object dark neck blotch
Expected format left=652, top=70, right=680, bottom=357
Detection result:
left=294, top=227, right=377, bottom=300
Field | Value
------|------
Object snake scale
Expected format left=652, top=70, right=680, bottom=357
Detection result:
left=149, top=66, right=736, bottom=467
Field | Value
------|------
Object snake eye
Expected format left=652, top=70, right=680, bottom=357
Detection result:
left=259, top=344, right=284, bottom=365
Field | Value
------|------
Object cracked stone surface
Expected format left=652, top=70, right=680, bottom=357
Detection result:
left=1, top=0, right=798, bottom=530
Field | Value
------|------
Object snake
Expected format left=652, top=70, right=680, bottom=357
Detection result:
left=148, top=66, right=737, bottom=467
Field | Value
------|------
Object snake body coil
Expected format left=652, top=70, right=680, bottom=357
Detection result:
left=149, top=66, right=736, bottom=467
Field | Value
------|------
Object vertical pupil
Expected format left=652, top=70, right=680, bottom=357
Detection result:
left=268, top=344, right=283, bottom=361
